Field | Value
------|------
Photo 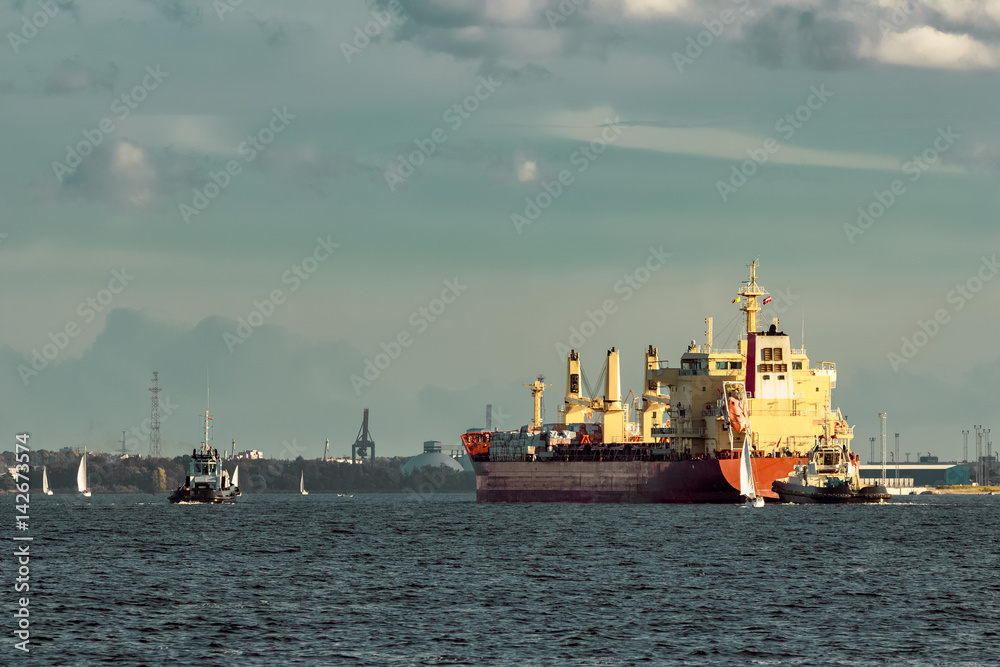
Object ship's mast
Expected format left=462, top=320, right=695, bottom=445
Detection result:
left=738, top=259, right=770, bottom=336
left=523, top=378, right=551, bottom=428
left=203, top=381, right=212, bottom=452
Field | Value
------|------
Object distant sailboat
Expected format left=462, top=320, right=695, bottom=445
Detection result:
left=300, top=471, right=309, bottom=496
left=78, top=450, right=92, bottom=498
left=740, top=437, right=764, bottom=508
left=42, top=466, right=53, bottom=495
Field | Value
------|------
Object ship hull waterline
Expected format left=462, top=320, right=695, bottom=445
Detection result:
left=471, top=456, right=806, bottom=504
left=167, top=488, right=239, bottom=504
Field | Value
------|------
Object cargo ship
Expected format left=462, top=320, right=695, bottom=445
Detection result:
left=461, top=260, right=856, bottom=503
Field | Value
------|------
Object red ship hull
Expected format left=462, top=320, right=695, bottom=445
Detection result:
left=470, top=456, right=806, bottom=503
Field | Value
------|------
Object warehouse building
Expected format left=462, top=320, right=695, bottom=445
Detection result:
left=860, top=464, right=970, bottom=487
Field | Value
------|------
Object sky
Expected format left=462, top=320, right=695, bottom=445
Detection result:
left=2, top=0, right=999, bottom=461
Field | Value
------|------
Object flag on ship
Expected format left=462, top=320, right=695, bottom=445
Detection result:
left=731, top=297, right=739, bottom=303
left=763, top=295, right=772, bottom=304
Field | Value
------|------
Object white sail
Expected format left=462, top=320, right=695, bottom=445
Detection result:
left=42, top=466, right=51, bottom=494
left=77, top=452, right=88, bottom=494
left=739, top=436, right=756, bottom=499
left=232, top=465, right=239, bottom=488
left=300, top=471, right=308, bottom=495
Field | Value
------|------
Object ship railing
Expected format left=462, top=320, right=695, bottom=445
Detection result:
left=861, top=477, right=915, bottom=488
left=652, top=426, right=706, bottom=436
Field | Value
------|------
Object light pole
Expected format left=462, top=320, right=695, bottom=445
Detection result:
left=879, top=413, right=887, bottom=485
left=987, top=429, right=992, bottom=486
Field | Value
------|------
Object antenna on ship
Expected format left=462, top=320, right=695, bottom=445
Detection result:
left=202, top=373, right=212, bottom=454
left=737, top=258, right=770, bottom=337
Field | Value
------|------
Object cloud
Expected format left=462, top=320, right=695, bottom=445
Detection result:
left=141, top=0, right=202, bottom=27
left=372, top=0, right=1000, bottom=71
left=543, top=106, right=970, bottom=174
left=45, top=60, right=119, bottom=95
left=253, top=143, right=383, bottom=194
left=255, top=16, right=291, bottom=47
left=872, top=26, right=1000, bottom=70
left=476, top=59, right=554, bottom=85
left=739, top=6, right=864, bottom=70
left=50, top=139, right=201, bottom=211
left=376, top=0, right=623, bottom=61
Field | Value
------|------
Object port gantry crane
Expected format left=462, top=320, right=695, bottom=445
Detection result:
left=351, top=408, right=375, bottom=464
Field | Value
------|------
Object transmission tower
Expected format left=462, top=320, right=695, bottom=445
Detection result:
left=149, top=371, right=162, bottom=458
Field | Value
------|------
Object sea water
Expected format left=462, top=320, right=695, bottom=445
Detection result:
left=4, top=493, right=999, bottom=665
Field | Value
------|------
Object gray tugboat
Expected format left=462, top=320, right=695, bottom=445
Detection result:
left=168, top=392, right=239, bottom=504
left=772, top=434, right=889, bottom=503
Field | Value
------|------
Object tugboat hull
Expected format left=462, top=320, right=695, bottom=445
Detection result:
left=167, top=488, right=240, bottom=504
left=772, top=479, right=890, bottom=504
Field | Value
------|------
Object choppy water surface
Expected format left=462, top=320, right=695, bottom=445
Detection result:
left=6, top=493, right=1000, bottom=665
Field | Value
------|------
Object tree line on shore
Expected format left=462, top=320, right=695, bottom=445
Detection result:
left=0, top=450, right=474, bottom=495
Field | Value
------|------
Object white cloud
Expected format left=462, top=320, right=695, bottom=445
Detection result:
left=546, top=106, right=966, bottom=173
left=618, top=0, right=690, bottom=19
left=517, top=159, right=538, bottom=181
left=873, top=26, right=1000, bottom=70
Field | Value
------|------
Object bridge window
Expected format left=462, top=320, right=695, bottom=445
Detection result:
left=716, top=361, right=727, bottom=370
left=792, top=362, right=802, bottom=370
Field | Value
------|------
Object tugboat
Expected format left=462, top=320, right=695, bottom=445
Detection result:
left=772, top=430, right=889, bottom=503
left=168, top=393, right=239, bottom=504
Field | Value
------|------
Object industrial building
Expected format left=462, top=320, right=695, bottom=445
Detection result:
left=859, top=464, right=970, bottom=487
left=401, top=440, right=469, bottom=474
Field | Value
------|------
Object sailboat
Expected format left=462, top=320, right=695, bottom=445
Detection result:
left=300, top=471, right=309, bottom=496
left=77, top=450, right=92, bottom=498
left=42, top=466, right=53, bottom=495
left=232, top=464, right=241, bottom=497
left=740, top=437, right=764, bottom=507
